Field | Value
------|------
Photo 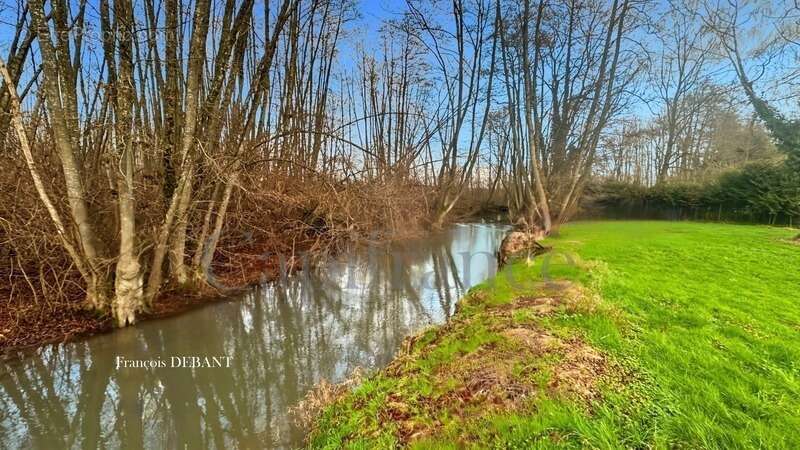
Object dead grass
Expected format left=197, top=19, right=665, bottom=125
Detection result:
left=290, top=367, right=366, bottom=428
left=488, top=282, right=600, bottom=317
left=549, top=338, right=607, bottom=401
left=307, top=280, right=620, bottom=447
left=392, top=326, right=609, bottom=444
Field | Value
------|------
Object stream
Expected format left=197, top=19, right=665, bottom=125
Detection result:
left=0, top=223, right=509, bottom=449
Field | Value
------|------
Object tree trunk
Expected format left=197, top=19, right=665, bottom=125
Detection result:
left=169, top=165, right=194, bottom=285
left=197, top=176, right=235, bottom=280
left=168, top=0, right=211, bottom=285
left=144, top=176, right=184, bottom=305
left=0, top=58, right=91, bottom=282
left=192, top=182, right=223, bottom=270
left=30, top=0, right=108, bottom=310
left=108, top=0, right=144, bottom=326
left=114, top=183, right=143, bottom=326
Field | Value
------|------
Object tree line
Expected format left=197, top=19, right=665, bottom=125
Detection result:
left=0, top=0, right=797, bottom=328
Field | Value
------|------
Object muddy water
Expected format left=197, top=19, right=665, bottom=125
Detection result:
left=0, top=223, right=509, bottom=449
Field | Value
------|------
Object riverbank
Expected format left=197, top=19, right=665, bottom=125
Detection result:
left=0, top=223, right=509, bottom=449
left=0, top=234, right=301, bottom=355
left=306, top=221, right=800, bottom=448
left=0, top=208, right=494, bottom=356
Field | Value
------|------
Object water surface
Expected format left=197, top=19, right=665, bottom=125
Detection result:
left=0, top=223, right=508, bottom=449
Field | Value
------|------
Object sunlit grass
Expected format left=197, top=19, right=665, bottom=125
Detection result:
left=310, top=221, right=800, bottom=449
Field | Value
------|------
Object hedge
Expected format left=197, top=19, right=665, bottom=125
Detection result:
left=583, top=163, right=800, bottom=226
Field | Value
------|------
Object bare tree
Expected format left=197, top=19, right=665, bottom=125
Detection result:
left=0, top=1, right=38, bottom=144
left=703, top=0, right=800, bottom=167
left=405, top=0, right=499, bottom=228
left=650, top=4, right=715, bottom=182
left=496, top=0, right=642, bottom=235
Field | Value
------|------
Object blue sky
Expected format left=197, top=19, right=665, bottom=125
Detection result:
left=1, top=0, right=797, bottom=119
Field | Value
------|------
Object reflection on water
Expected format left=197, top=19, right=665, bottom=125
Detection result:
left=0, top=224, right=509, bottom=449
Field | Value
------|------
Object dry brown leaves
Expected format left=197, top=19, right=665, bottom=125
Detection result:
left=548, top=339, right=607, bottom=401
left=300, top=281, right=618, bottom=446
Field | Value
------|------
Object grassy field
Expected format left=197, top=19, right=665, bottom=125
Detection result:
left=308, top=221, right=800, bottom=449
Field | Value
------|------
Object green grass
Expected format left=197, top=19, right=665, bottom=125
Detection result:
left=309, top=221, right=800, bottom=449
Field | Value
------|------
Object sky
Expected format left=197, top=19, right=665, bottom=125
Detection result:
left=1, top=0, right=797, bottom=120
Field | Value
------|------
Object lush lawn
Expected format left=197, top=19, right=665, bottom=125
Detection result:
left=309, top=221, right=800, bottom=449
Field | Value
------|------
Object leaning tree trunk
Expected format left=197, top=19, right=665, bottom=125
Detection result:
left=30, top=0, right=111, bottom=310
left=196, top=174, right=236, bottom=282
left=168, top=0, right=211, bottom=286
left=0, top=58, right=92, bottom=284
left=144, top=177, right=184, bottom=305
left=169, top=165, right=194, bottom=285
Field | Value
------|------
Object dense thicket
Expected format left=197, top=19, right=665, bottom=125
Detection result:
left=0, top=0, right=499, bottom=330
